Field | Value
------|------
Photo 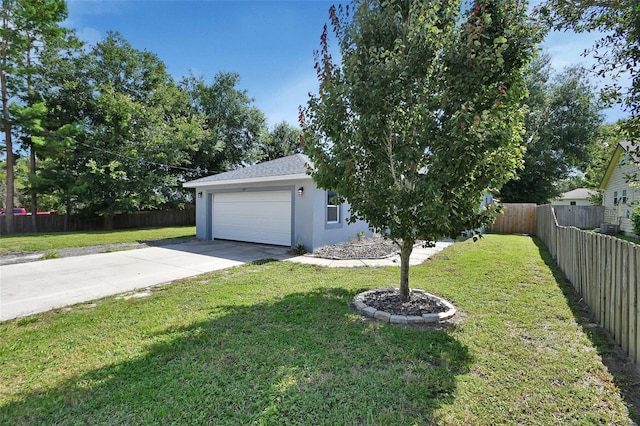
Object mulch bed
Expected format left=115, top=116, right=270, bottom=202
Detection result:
left=360, top=288, right=449, bottom=316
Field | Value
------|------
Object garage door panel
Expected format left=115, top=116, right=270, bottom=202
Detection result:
left=212, top=191, right=292, bottom=246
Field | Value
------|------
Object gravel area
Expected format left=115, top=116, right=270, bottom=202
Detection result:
left=310, top=236, right=400, bottom=259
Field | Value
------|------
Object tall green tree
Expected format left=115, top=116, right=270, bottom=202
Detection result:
left=180, top=72, right=266, bottom=176
left=539, top=0, right=640, bottom=145
left=31, top=44, right=85, bottom=223
left=301, top=0, right=540, bottom=301
left=500, top=57, right=604, bottom=203
left=500, top=55, right=603, bottom=204
left=259, top=121, right=302, bottom=162
left=35, top=32, right=204, bottom=221
left=0, top=0, right=71, bottom=232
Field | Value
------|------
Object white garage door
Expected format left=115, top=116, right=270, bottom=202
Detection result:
left=212, top=191, right=292, bottom=246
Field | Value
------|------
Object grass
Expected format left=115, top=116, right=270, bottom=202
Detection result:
left=41, top=250, right=62, bottom=260
left=617, top=234, right=640, bottom=245
left=0, top=226, right=196, bottom=254
left=0, top=235, right=631, bottom=424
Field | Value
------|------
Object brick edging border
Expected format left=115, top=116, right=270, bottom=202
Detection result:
left=352, top=288, right=457, bottom=325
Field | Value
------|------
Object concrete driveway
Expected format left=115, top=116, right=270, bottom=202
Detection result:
left=0, top=240, right=290, bottom=321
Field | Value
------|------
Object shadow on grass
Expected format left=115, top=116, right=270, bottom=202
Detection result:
left=2, top=288, right=471, bottom=425
left=533, top=237, right=640, bottom=420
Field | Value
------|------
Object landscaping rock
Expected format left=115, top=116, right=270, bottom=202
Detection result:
left=362, top=306, right=377, bottom=317
left=374, top=310, right=391, bottom=322
left=390, top=315, right=408, bottom=324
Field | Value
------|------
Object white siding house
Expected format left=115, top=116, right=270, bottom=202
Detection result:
left=599, top=141, right=639, bottom=235
left=183, top=154, right=372, bottom=251
left=552, top=188, right=597, bottom=206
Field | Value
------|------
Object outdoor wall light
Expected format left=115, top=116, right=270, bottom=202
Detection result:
left=297, top=187, right=304, bottom=196
left=197, top=191, right=203, bottom=198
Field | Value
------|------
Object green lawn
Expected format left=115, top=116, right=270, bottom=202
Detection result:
left=0, top=226, right=196, bottom=254
left=0, top=235, right=631, bottom=424
left=618, top=234, right=640, bottom=245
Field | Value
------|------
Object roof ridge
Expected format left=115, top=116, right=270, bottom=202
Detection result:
left=184, top=153, right=311, bottom=186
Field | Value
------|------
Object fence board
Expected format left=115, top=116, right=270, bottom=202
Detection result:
left=536, top=204, right=640, bottom=364
left=621, top=240, right=629, bottom=353
left=0, top=207, right=195, bottom=235
left=636, top=246, right=640, bottom=361
left=629, top=247, right=637, bottom=361
left=488, top=203, right=537, bottom=235
left=553, top=205, right=604, bottom=229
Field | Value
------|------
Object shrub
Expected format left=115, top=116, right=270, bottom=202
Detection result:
left=632, top=205, right=640, bottom=236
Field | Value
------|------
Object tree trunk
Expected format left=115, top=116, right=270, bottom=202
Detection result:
left=399, top=239, right=414, bottom=302
left=64, top=198, right=70, bottom=232
left=1, top=74, right=14, bottom=234
left=30, top=144, right=37, bottom=232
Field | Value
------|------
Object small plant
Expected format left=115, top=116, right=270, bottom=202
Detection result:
left=357, top=231, right=365, bottom=240
left=290, top=243, right=307, bottom=255
left=632, top=205, right=640, bottom=236
left=42, top=250, right=61, bottom=260
left=16, top=317, right=39, bottom=326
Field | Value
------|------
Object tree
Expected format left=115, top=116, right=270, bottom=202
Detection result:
left=180, top=72, right=267, bottom=176
left=585, top=122, right=622, bottom=188
left=34, top=32, right=205, bottom=221
left=538, top=0, right=640, bottom=144
left=259, top=121, right=302, bottom=162
left=0, top=0, right=71, bottom=232
left=499, top=57, right=604, bottom=204
left=301, top=0, right=540, bottom=301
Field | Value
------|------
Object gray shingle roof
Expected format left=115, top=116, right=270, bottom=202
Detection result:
left=185, top=154, right=311, bottom=185
left=560, top=188, right=595, bottom=200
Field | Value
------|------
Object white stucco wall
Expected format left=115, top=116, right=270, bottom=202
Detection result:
left=602, top=155, right=638, bottom=234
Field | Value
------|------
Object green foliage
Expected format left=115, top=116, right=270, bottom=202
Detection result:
left=259, top=121, right=302, bottom=162
left=555, top=174, right=587, bottom=194
left=585, top=122, right=622, bottom=189
left=290, top=243, right=308, bottom=255
left=538, top=0, right=640, bottom=145
left=301, top=0, right=540, bottom=298
left=500, top=56, right=604, bottom=203
left=0, top=0, right=74, bottom=229
left=632, top=205, right=640, bottom=236
left=41, top=250, right=61, bottom=260
left=34, top=33, right=206, bottom=216
left=180, top=72, right=267, bottom=176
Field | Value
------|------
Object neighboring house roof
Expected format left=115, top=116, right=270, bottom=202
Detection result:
left=559, top=188, right=595, bottom=200
left=183, top=154, right=312, bottom=188
left=599, top=141, right=640, bottom=190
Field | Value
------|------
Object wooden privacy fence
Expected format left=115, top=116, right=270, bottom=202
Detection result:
left=536, top=204, right=640, bottom=364
left=553, top=205, right=604, bottom=229
left=487, top=203, right=537, bottom=235
left=0, top=207, right=195, bottom=235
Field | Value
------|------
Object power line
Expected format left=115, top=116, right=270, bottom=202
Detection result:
left=77, top=141, right=215, bottom=175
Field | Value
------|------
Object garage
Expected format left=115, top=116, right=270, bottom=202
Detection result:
left=212, top=190, right=292, bottom=246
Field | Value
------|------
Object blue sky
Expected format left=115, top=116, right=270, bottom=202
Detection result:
left=65, top=0, right=629, bottom=128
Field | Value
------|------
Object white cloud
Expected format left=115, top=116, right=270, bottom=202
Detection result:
left=76, top=27, right=103, bottom=46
